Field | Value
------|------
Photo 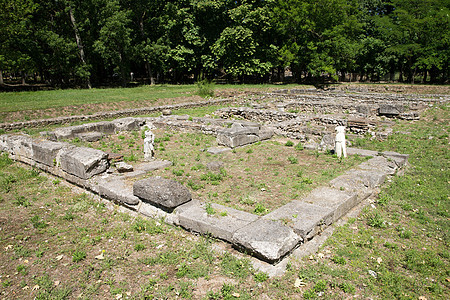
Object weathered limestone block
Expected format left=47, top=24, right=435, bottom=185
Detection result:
left=263, top=201, right=333, bottom=240
left=115, top=161, right=133, bottom=173
left=60, top=147, right=109, bottom=179
left=0, top=134, right=33, bottom=159
left=32, top=140, right=68, bottom=167
left=301, top=187, right=358, bottom=222
left=330, top=169, right=386, bottom=196
left=232, top=218, right=302, bottom=263
left=378, top=104, right=404, bottom=116
left=176, top=201, right=258, bottom=242
left=358, top=156, right=397, bottom=175
left=96, top=177, right=140, bottom=205
left=133, top=177, right=191, bottom=211
left=75, top=132, right=104, bottom=142
left=382, top=151, right=409, bottom=167
left=217, top=134, right=259, bottom=148
left=112, top=117, right=144, bottom=131
left=84, top=121, right=116, bottom=134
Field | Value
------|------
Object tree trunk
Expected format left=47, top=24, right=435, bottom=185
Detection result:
left=145, top=61, right=155, bottom=85
left=422, top=70, right=427, bottom=83
left=68, top=4, right=91, bottom=89
left=21, top=72, right=26, bottom=85
left=0, top=70, right=3, bottom=85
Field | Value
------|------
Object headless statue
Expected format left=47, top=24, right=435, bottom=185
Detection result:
left=144, top=130, right=155, bottom=160
left=335, top=126, right=347, bottom=158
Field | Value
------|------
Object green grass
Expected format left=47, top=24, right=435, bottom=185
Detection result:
left=0, top=85, right=197, bottom=113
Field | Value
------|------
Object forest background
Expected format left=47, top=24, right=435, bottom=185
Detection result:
left=0, top=0, right=448, bottom=88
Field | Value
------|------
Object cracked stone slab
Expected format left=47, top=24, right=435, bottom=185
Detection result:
left=263, top=201, right=333, bottom=240
left=133, top=177, right=191, bottom=211
left=300, top=187, right=359, bottom=222
left=32, top=140, right=68, bottom=167
left=347, top=148, right=379, bottom=157
left=232, top=218, right=302, bottom=264
left=95, top=176, right=140, bottom=205
left=176, top=201, right=258, bottom=242
left=207, top=147, right=232, bottom=155
left=329, top=169, right=386, bottom=196
left=382, top=151, right=409, bottom=167
left=59, top=147, right=109, bottom=179
left=358, top=156, right=397, bottom=175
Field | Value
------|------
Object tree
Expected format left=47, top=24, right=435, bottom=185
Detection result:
left=93, top=0, right=132, bottom=85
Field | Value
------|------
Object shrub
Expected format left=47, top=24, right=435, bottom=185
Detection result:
left=285, top=140, right=294, bottom=147
left=195, top=79, right=215, bottom=98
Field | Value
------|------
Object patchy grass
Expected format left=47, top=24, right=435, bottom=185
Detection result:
left=77, top=129, right=366, bottom=214
left=0, top=104, right=448, bottom=299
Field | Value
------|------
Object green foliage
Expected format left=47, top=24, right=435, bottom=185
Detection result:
left=72, top=250, right=86, bottom=262
left=196, top=79, right=215, bottom=98
left=285, top=140, right=294, bottom=147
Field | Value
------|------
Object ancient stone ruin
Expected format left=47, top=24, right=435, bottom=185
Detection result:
left=2, top=87, right=445, bottom=267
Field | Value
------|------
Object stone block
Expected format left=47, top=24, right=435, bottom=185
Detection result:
left=232, top=218, right=302, bottom=263
left=301, top=187, right=358, bottom=222
left=346, top=148, right=379, bottom=157
left=378, top=104, right=404, bottom=116
left=1, top=134, right=33, bottom=159
left=330, top=169, right=386, bottom=195
left=75, top=132, right=104, bottom=142
left=84, top=121, right=116, bottom=134
left=358, top=156, right=397, bottom=175
left=217, top=134, right=259, bottom=148
left=96, top=177, right=140, bottom=205
left=133, top=177, right=191, bottom=211
left=115, top=161, right=133, bottom=173
left=263, top=201, right=333, bottom=240
left=112, top=117, right=144, bottom=131
left=60, top=147, right=109, bottom=179
left=32, top=140, right=67, bottom=167
left=258, top=127, right=274, bottom=140
left=176, top=202, right=258, bottom=242
left=207, top=147, right=231, bottom=155
left=382, top=151, right=409, bottom=167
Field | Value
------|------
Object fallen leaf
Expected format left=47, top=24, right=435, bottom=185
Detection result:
left=317, top=253, right=324, bottom=259
left=232, top=292, right=240, bottom=298
left=95, top=253, right=105, bottom=260
left=55, top=255, right=63, bottom=261
left=32, top=285, right=40, bottom=291
left=4, top=245, right=13, bottom=251
left=24, top=259, right=29, bottom=264
left=54, top=281, right=60, bottom=286
left=368, top=270, right=377, bottom=278
left=418, top=297, right=427, bottom=300
left=294, top=278, right=306, bottom=288
left=446, top=278, right=450, bottom=282
left=115, top=294, right=122, bottom=299
left=22, top=286, right=29, bottom=290
left=377, top=257, right=382, bottom=264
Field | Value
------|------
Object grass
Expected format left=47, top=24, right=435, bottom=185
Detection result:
left=77, top=128, right=366, bottom=214
left=0, top=100, right=448, bottom=298
left=0, top=83, right=309, bottom=123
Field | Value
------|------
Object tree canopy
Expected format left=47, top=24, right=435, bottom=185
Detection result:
left=0, top=0, right=448, bottom=86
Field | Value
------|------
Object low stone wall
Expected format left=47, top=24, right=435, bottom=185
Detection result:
left=0, top=98, right=236, bottom=131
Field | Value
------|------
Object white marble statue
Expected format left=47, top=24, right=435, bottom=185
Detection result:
left=335, top=126, right=347, bottom=158
left=144, top=130, right=155, bottom=160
